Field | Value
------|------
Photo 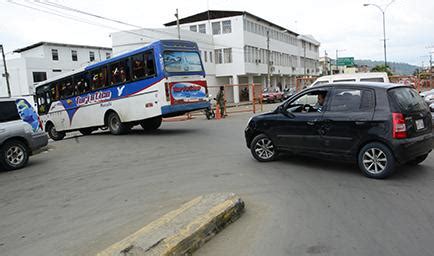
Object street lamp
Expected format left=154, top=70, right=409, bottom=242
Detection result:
left=364, top=0, right=395, bottom=67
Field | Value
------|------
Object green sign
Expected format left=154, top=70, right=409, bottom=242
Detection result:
left=337, top=57, right=354, bottom=67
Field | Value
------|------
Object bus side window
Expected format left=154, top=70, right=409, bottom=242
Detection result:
left=36, top=93, right=46, bottom=114
left=91, top=67, right=107, bottom=90
left=110, top=60, right=130, bottom=85
left=51, top=83, right=60, bottom=101
left=59, top=78, right=74, bottom=99
left=144, top=51, right=156, bottom=77
left=132, top=54, right=145, bottom=80
left=74, top=73, right=89, bottom=95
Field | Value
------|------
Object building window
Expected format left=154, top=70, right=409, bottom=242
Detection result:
left=209, top=51, right=213, bottom=63
left=198, top=24, right=206, bottom=34
left=71, top=50, right=78, bottom=61
left=223, top=48, right=232, bottom=63
left=190, top=25, right=197, bottom=32
left=106, top=52, right=111, bottom=59
left=212, top=22, right=221, bottom=35
left=222, top=20, right=232, bottom=34
left=204, top=51, right=208, bottom=62
left=32, top=72, right=47, bottom=83
left=89, top=51, right=95, bottom=62
left=215, top=49, right=223, bottom=64
left=51, top=49, right=59, bottom=61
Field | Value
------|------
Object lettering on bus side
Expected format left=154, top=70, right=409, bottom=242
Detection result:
left=76, top=91, right=112, bottom=106
left=100, top=102, right=112, bottom=108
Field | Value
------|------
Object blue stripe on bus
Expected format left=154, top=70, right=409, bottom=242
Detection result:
left=161, top=101, right=210, bottom=116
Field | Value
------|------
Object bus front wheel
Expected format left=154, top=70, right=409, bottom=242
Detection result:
left=140, top=116, right=162, bottom=131
left=107, top=112, right=128, bottom=135
left=47, top=123, right=66, bottom=141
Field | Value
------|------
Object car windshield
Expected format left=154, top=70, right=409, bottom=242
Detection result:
left=388, top=87, right=427, bottom=112
left=163, top=51, right=203, bottom=73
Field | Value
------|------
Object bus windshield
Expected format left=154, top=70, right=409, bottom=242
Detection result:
left=163, top=51, right=203, bottom=73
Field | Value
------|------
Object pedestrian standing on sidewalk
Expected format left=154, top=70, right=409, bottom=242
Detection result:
left=216, top=86, right=225, bottom=118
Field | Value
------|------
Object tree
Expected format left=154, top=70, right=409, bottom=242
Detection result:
left=371, top=65, right=393, bottom=76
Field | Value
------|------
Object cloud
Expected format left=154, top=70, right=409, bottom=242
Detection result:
left=0, top=0, right=433, bottom=65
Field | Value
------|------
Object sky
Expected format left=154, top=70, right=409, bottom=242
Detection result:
left=0, top=0, right=433, bottom=66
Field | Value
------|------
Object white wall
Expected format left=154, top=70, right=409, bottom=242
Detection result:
left=0, top=44, right=112, bottom=99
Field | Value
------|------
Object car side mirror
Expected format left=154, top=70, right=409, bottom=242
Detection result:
left=278, top=105, right=295, bottom=118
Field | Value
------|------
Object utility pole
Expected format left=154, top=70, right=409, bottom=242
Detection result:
left=303, top=42, right=306, bottom=76
left=0, top=44, right=11, bottom=97
left=267, top=30, right=271, bottom=88
left=175, top=9, right=181, bottom=40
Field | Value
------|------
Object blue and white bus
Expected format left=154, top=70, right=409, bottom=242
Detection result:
left=35, top=40, right=209, bottom=140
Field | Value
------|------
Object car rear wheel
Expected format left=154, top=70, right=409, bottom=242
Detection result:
left=358, top=142, right=395, bottom=179
left=47, top=123, right=66, bottom=141
left=406, top=153, right=429, bottom=165
left=250, top=134, right=277, bottom=162
left=0, top=140, right=29, bottom=171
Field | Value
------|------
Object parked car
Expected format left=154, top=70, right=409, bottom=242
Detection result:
left=311, top=72, right=389, bottom=87
left=283, top=88, right=296, bottom=100
left=245, top=83, right=432, bottom=179
left=0, top=98, right=48, bottom=171
left=262, top=88, right=284, bottom=103
left=420, top=89, right=434, bottom=105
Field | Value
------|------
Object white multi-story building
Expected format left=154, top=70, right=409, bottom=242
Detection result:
left=0, top=42, right=112, bottom=103
left=112, top=10, right=320, bottom=103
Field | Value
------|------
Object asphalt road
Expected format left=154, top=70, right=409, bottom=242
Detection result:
left=1, top=106, right=434, bottom=256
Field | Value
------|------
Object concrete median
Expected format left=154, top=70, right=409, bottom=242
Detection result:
left=97, top=192, right=245, bottom=256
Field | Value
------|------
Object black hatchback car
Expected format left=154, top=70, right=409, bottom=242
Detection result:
left=245, top=83, right=433, bottom=179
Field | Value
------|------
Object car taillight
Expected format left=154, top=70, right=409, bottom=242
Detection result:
left=392, top=113, right=407, bottom=139
left=165, top=82, right=170, bottom=102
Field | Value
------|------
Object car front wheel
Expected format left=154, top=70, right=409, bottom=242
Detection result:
left=0, top=140, right=29, bottom=171
left=250, top=134, right=277, bottom=162
left=358, top=142, right=396, bottom=179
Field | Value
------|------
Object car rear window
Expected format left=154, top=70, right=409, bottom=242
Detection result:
left=360, top=77, right=384, bottom=82
left=333, top=79, right=356, bottom=83
left=0, top=101, right=20, bottom=123
left=388, top=87, right=428, bottom=113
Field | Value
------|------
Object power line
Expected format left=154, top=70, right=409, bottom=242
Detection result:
left=6, top=0, right=154, bottom=40
left=28, top=1, right=247, bottom=51
left=36, top=0, right=143, bottom=29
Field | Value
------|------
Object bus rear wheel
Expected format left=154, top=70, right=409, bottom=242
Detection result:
left=47, top=123, right=66, bottom=141
left=140, top=116, right=162, bottom=131
left=107, top=112, right=128, bottom=135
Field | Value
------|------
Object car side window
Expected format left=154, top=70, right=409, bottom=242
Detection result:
left=0, top=102, right=21, bottom=123
left=286, top=89, right=329, bottom=114
left=328, top=89, right=375, bottom=112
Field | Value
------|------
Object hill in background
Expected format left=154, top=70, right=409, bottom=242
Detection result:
left=354, top=59, right=420, bottom=75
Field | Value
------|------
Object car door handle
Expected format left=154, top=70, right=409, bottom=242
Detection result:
left=307, top=121, right=316, bottom=125
left=355, top=121, right=367, bottom=125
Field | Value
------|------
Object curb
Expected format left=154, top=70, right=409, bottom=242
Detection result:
left=97, top=193, right=245, bottom=256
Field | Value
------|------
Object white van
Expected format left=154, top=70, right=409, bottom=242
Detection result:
left=311, top=72, right=389, bottom=86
